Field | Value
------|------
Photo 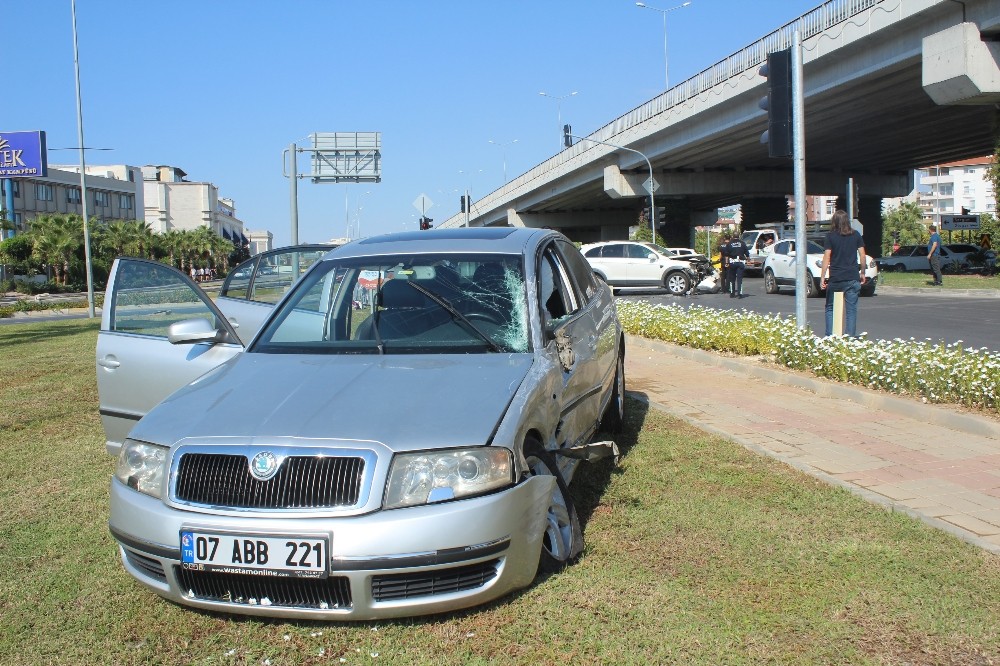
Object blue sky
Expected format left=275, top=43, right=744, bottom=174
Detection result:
left=10, top=0, right=821, bottom=246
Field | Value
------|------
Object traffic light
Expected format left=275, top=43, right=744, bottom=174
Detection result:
left=656, top=206, right=666, bottom=226
left=419, top=216, right=433, bottom=230
left=563, top=124, right=572, bottom=149
left=759, top=48, right=793, bottom=158
left=460, top=196, right=467, bottom=213
left=892, top=231, right=900, bottom=242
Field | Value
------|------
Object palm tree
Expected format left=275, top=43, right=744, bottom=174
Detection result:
left=126, top=220, right=155, bottom=259
left=158, top=229, right=184, bottom=268
left=101, top=220, right=133, bottom=258
left=30, top=214, right=81, bottom=285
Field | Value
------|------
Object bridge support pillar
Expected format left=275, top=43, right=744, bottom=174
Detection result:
left=740, top=196, right=789, bottom=227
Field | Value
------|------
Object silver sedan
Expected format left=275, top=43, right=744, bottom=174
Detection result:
left=97, top=227, right=625, bottom=620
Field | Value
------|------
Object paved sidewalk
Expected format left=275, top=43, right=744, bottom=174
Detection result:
left=625, top=334, right=1000, bottom=554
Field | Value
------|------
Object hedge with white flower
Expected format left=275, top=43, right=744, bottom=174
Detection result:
left=616, top=300, right=1000, bottom=414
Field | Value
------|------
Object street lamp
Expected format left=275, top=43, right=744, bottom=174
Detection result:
left=635, top=1, right=691, bottom=89
left=488, top=139, right=519, bottom=183
left=538, top=91, right=578, bottom=152
left=353, top=190, right=371, bottom=239
left=70, top=0, right=96, bottom=319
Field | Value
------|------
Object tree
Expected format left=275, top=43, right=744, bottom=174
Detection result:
left=29, top=214, right=82, bottom=285
left=630, top=209, right=667, bottom=246
left=881, top=201, right=925, bottom=255
left=986, top=140, right=1000, bottom=213
left=0, top=235, right=36, bottom=276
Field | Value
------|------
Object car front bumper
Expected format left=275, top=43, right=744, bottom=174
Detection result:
left=109, top=475, right=555, bottom=620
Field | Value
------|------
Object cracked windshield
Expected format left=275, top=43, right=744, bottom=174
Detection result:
left=253, top=253, right=529, bottom=354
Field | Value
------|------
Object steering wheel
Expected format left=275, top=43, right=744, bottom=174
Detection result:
left=464, top=311, right=501, bottom=325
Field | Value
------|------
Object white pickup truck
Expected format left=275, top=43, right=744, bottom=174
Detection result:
left=740, top=220, right=838, bottom=275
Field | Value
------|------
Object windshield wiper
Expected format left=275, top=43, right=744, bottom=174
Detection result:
left=405, top=281, right=503, bottom=352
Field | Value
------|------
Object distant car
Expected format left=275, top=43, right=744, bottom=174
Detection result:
left=665, top=247, right=698, bottom=257
left=875, top=244, right=966, bottom=273
left=763, top=239, right=878, bottom=297
left=581, top=240, right=700, bottom=295
left=97, top=227, right=625, bottom=620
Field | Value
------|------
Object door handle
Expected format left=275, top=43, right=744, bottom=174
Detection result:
left=98, top=357, right=120, bottom=369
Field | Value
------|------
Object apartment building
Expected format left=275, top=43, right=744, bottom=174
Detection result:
left=1, top=164, right=142, bottom=233
left=917, top=156, right=997, bottom=221
left=142, top=165, right=248, bottom=244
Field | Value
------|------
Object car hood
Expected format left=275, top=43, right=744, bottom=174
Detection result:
left=130, top=352, right=534, bottom=452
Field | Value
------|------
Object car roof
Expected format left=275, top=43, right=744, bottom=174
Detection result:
left=324, top=227, right=555, bottom=259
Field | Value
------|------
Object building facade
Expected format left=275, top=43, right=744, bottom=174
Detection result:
left=142, top=165, right=248, bottom=244
left=246, top=229, right=273, bottom=255
left=1, top=164, right=143, bottom=234
left=917, top=157, right=997, bottom=221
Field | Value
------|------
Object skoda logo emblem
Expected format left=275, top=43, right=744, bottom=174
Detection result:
left=249, top=451, right=280, bottom=480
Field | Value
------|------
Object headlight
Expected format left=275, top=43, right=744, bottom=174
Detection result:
left=384, top=448, right=513, bottom=509
left=115, top=440, right=168, bottom=497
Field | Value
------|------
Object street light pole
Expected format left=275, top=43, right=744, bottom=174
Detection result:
left=539, top=91, right=577, bottom=151
left=70, top=0, right=95, bottom=319
left=635, top=1, right=691, bottom=89
left=566, top=132, right=657, bottom=241
left=488, top=139, right=518, bottom=183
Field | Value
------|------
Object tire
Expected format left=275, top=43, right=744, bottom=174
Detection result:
left=663, top=271, right=690, bottom=295
left=600, top=343, right=625, bottom=434
left=763, top=269, right=779, bottom=294
left=805, top=272, right=820, bottom=298
left=861, top=278, right=877, bottom=297
left=892, top=263, right=906, bottom=273
left=524, top=438, right=583, bottom=574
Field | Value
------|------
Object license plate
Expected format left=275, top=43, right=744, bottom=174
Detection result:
left=180, top=531, right=328, bottom=578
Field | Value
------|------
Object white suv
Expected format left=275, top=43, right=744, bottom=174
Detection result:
left=581, top=241, right=698, bottom=295
left=763, top=239, right=878, bottom=297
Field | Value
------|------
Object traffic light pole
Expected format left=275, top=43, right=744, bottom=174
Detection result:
left=565, top=131, right=656, bottom=241
left=792, top=30, right=808, bottom=330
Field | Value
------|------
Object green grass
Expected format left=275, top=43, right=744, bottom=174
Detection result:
left=878, top=269, right=1000, bottom=290
left=2, top=319, right=1000, bottom=665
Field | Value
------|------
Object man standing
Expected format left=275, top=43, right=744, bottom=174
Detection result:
left=820, top=209, right=867, bottom=336
left=927, top=224, right=943, bottom=286
left=724, top=233, right=750, bottom=298
left=718, top=233, right=731, bottom=296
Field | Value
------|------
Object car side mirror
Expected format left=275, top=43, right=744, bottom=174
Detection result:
left=647, top=253, right=657, bottom=261
left=167, top=318, right=222, bottom=345
left=788, top=249, right=796, bottom=257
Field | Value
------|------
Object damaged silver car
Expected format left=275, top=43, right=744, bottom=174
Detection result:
left=97, top=227, right=625, bottom=620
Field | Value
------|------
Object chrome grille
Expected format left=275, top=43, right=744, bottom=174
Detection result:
left=174, top=453, right=364, bottom=509
left=176, top=567, right=352, bottom=610
left=371, top=559, right=500, bottom=601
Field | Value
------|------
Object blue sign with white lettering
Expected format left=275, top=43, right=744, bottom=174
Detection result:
left=0, top=130, right=47, bottom=178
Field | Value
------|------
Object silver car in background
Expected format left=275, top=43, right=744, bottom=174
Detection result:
left=97, top=227, right=625, bottom=620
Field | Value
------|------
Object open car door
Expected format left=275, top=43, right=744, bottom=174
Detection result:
left=97, top=258, right=243, bottom=456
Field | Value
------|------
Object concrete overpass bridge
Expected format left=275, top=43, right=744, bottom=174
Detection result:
left=440, top=0, right=1000, bottom=254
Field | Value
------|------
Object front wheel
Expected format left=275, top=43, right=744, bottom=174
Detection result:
left=524, top=438, right=583, bottom=574
left=663, top=271, right=691, bottom=295
left=763, top=269, right=779, bottom=294
left=805, top=272, right=821, bottom=298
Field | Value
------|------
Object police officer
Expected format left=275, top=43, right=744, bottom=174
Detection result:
left=724, top=233, right=750, bottom=298
left=718, top=232, right=731, bottom=295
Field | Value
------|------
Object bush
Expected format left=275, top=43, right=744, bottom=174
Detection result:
left=617, top=300, right=1000, bottom=413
